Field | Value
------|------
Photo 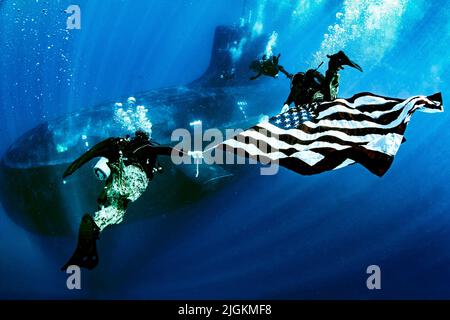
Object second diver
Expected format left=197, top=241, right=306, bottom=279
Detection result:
left=250, top=50, right=363, bottom=111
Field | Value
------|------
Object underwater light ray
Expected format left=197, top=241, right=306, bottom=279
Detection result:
left=312, top=0, right=412, bottom=67
left=90, top=4, right=129, bottom=103
left=110, top=2, right=156, bottom=96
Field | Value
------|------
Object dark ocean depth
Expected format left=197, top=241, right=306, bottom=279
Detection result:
left=0, top=0, right=449, bottom=299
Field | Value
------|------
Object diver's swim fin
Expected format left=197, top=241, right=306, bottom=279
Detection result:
left=61, top=214, right=100, bottom=271
left=327, top=51, right=363, bottom=72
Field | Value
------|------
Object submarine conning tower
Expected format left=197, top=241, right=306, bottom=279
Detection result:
left=191, top=24, right=269, bottom=87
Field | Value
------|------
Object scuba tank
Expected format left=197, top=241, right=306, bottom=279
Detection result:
left=93, top=157, right=111, bottom=181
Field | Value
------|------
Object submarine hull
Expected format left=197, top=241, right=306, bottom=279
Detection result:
left=0, top=25, right=287, bottom=236
left=0, top=157, right=238, bottom=236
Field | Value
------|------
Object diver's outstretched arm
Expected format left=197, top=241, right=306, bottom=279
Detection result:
left=63, top=137, right=121, bottom=178
left=152, top=146, right=188, bottom=157
left=250, top=72, right=262, bottom=80
left=279, top=66, right=293, bottom=79
left=323, top=71, right=340, bottom=101
left=151, top=146, right=173, bottom=156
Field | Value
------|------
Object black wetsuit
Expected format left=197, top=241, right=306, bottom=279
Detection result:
left=284, top=51, right=362, bottom=107
left=283, top=65, right=342, bottom=107
left=61, top=135, right=180, bottom=271
left=63, top=136, right=176, bottom=181
left=115, top=137, right=173, bottom=180
left=250, top=54, right=292, bottom=80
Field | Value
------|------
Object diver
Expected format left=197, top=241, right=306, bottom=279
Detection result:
left=249, top=53, right=292, bottom=80
left=61, top=130, right=186, bottom=270
left=281, top=50, right=362, bottom=112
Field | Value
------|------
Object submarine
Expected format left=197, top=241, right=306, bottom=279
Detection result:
left=0, top=24, right=288, bottom=236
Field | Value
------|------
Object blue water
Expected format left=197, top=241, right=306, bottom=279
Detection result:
left=0, top=0, right=449, bottom=299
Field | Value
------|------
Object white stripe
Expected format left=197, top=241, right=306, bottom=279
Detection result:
left=319, top=96, right=394, bottom=111
left=409, top=96, right=443, bottom=113
left=285, top=97, right=428, bottom=131
left=323, top=95, right=396, bottom=110
left=333, top=158, right=355, bottom=170
left=337, top=93, right=440, bottom=112
left=257, top=121, right=392, bottom=145
left=364, top=133, right=403, bottom=156
left=222, top=139, right=289, bottom=161
left=341, top=95, right=397, bottom=108
left=290, top=151, right=325, bottom=166
left=316, top=96, right=414, bottom=120
left=240, top=127, right=404, bottom=156
left=210, top=94, right=443, bottom=173
left=221, top=139, right=327, bottom=166
left=233, top=131, right=352, bottom=152
left=238, top=130, right=351, bottom=152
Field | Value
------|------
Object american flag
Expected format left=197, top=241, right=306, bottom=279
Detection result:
left=211, top=92, right=443, bottom=176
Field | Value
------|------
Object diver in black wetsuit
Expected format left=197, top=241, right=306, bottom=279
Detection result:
left=61, top=130, right=184, bottom=271
left=249, top=54, right=292, bottom=80
left=281, top=51, right=363, bottom=112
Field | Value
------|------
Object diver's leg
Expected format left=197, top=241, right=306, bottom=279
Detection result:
left=61, top=197, right=127, bottom=270
left=323, top=67, right=340, bottom=101
left=61, top=198, right=127, bottom=271
left=61, top=214, right=100, bottom=271
left=96, top=175, right=113, bottom=208
left=62, top=175, right=114, bottom=271
left=93, top=201, right=127, bottom=232
left=94, top=164, right=148, bottom=232
left=94, top=174, right=128, bottom=231
left=97, top=187, right=108, bottom=209
left=62, top=165, right=148, bottom=270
